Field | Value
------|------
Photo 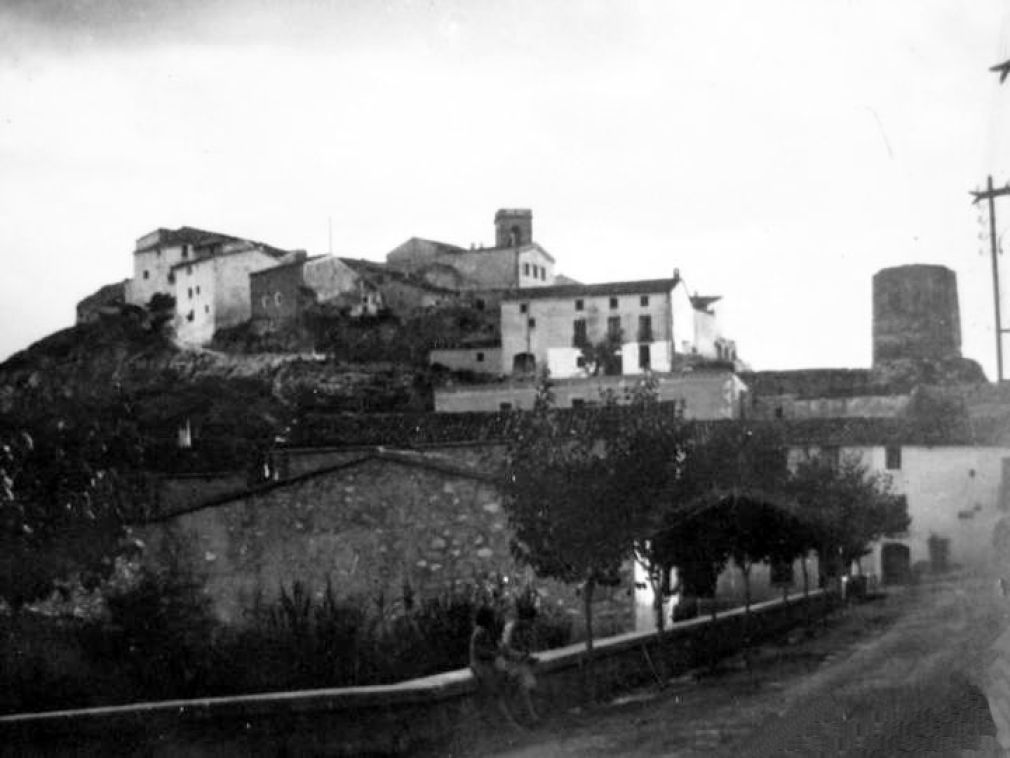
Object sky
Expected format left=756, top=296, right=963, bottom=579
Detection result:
left=2, top=0, right=1010, bottom=375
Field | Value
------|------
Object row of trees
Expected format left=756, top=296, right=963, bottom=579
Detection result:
left=504, top=375, right=909, bottom=657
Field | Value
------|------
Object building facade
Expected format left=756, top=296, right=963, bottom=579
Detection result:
left=499, top=277, right=695, bottom=377
left=126, top=226, right=294, bottom=345
left=386, top=209, right=558, bottom=292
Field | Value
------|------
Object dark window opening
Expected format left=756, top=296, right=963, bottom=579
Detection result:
left=519, top=303, right=528, bottom=314
left=609, top=297, right=619, bottom=309
left=523, top=263, right=530, bottom=276
left=886, top=445, right=902, bottom=470
left=168, top=272, right=175, bottom=284
left=576, top=355, right=586, bottom=368
left=640, top=295, right=649, bottom=306
left=528, top=317, right=536, bottom=328
left=187, top=287, right=193, bottom=299
left=500, top=402, right=513, bottom=411
left=575, top=298, right=584, bottom=311
left=571, top=398, right=586, bottom=408
left=186, top=310, right=194, bottom=322
left=638, top=314, right=653, bottom=342
left=540, top=267, right=546, bottom=281
left=142, top=270, right=149, bottom=280
left=476, top=352, right=485, bottom=362
left=475, top=298, right=485, bottom=310
left=573, top=318, right=587, bottom=346
left=204, top=305, right=209, bottom=314
left=607, top=316, right=621, bottom=340
left=181, top=245, right=189, bottom=259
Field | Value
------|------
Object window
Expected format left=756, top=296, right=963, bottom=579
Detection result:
left=275, top=292, right=283, bottom=306
left=576, top=355, right=586, bottom=368
left=205, top=305, right=210, bottom=314
left=261, top=295, right=269, bottom=309
left=519, top=303, right=528, bottom=314
left=187, top=287, right=193, bottom=299
left=499, top=402, right=513, bottom=411
left=886, top=445, right=902, bottom=470
left=638, top=343, right=651, bottom=370
left=638, top=314, right=653, bottom=342
left=476, top=352, right=485, bottom=362
left=609, top=297, right=619, bottom=309
left=573, top=318, right=587, bottom=346
left=168, top=272, right=175, bottom=284
left=196, top=286, right=201, bottom=295
left=186, top=265, right=192, bottom=275
left=528, top=317, right=536, bottom=328
left=181, top=245, right=189, bottom=259
left=475, top=298, right=485, bottom=310
left=575, top=299, right=584, bottom=311
left=523, top=263, right=530, bottom=276
left=571, top=398, right=586, bottom=408
left=540, top=267, right=546, bottom=281
left=142, top=270, right=149, bottom=280
left=186, top=310, right=194, bottom=322
left=640, top=295, right=649, bottom=307
left=607, top=315, right=621, bottom=340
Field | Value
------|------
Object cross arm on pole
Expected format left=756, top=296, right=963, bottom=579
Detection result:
left=971, top=186, right=1010, bottom=204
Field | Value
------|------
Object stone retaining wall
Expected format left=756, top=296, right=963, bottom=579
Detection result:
left=0, top=590, right=836, bottom=756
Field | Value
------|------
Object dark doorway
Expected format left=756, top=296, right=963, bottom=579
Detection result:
left=512, top=352, right=536, bottom=375
left=881, top=542, right=911, bottom=585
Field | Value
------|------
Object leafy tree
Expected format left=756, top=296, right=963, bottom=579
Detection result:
left=0, top=392, right=146, bottom=606
left=505, top=373, right=686, bottom=693
left=579, top=333, right=623, bottom=376
left=788, top=453, right=909, bottom=588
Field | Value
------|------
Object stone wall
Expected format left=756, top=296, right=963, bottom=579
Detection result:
left=0, top=590, right=835, bottom=756
left=141, top=452, right=632, bottom=637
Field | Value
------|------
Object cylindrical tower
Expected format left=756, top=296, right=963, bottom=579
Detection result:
left=872, top=264, right=961, bottom=365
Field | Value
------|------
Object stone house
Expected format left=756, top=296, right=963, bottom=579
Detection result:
left=141, top=447, right=632, bottom=637
left=337, top=258, right=458, bottom=317
left=125, top=226, right=296, bottom=345
left=250, top=254, right=365, bottom=326
left=499, top=275, right=700, bottom=378
left=386, top=209, right=558, bottom=292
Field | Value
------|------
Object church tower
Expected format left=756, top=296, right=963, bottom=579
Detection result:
left=494, top=209, right=532, bottom=248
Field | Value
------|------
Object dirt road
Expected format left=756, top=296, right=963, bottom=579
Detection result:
left=458, top=574, right=1008, bottom=757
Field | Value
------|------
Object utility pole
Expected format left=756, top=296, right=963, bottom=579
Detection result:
left=971, top=176, right=1010, bottom=382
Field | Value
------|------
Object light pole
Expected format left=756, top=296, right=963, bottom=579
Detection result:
left=971, top=176, right=1010, bottom=382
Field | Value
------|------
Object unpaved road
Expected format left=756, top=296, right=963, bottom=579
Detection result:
left=448, top=574, right=1010, bottom=757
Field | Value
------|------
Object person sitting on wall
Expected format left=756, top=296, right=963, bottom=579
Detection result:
left=500, top=594, right=541, bottom=725
left=470, top=605, right=521, bottom=729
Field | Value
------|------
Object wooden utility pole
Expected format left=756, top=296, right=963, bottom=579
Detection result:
left=971, top=176, right=1010, bottom=382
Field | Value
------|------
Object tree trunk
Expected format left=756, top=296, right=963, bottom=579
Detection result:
left=583, top=575, right=596, bottom=702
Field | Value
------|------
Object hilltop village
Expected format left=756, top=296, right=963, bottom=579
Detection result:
left=76, top=208, right=742, bottom=414
left=57, top=208, right=1010, bottom=636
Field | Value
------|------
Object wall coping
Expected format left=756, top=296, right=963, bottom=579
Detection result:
left=0, top=589, right=827, bottom=728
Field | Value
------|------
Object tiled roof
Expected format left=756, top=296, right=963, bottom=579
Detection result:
left=249, top=255, right=327, bottom=278
left=138, top=226, right=291, bottom=260
left=339, top=257, right=459, bottom=295
left=690, top=295, right=722, bottom=313
left=503, top=277, right=679, bottom=301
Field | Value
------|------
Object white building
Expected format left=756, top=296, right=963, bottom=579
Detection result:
left=126, top=226, right=294, bottom=345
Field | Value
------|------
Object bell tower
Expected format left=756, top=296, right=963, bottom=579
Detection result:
left=494, top=208, right=533, bottom=248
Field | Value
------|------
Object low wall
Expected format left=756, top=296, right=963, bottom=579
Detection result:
left=0, top=590, right=835, bottom=757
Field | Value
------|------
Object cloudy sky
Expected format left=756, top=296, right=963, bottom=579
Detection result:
left=2, top=0, right=1010, bottom=375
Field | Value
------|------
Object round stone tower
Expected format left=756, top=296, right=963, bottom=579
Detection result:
left=872, top=264, right=961, bottom=365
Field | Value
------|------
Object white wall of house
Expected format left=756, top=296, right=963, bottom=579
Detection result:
left=128, top=241, right=191, bottom=307
left=173, top=260, right=217, bottom=344
left=793, top=444, right=1010, bottom=578
left=434, top=370, right=745, bottom=416
left=501, top=286, right=675, bottom=375
left=621, top=340, right=672, bottom=375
